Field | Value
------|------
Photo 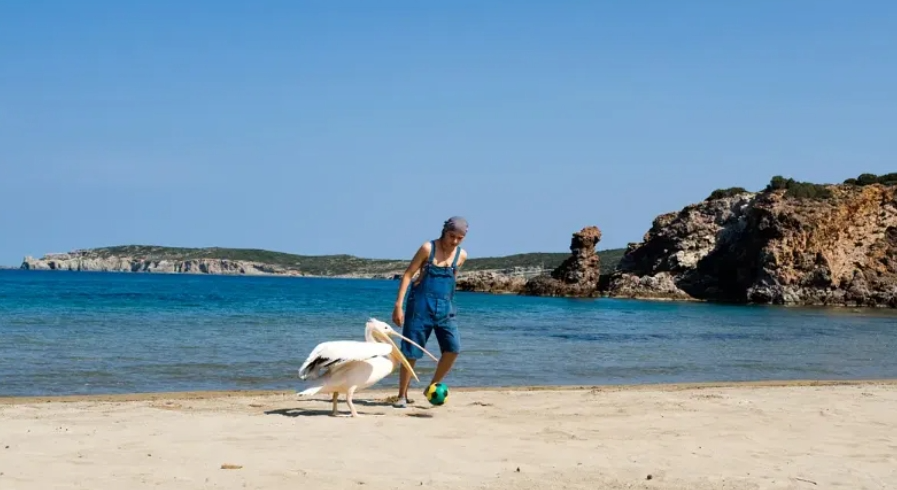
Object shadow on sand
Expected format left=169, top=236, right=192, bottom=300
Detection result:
left=264, top=407, right=383, bottom=417
left=264, top=397, right=435, bottom=418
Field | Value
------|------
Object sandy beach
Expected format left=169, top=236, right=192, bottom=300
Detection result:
left=1, top=380, right=895, bottom=490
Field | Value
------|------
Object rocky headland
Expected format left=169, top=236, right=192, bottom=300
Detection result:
left=20, top=253, right=305, bottom=276
left=18, top=245, right=404, bottom=278
left=605, top=173, right=897, bottom=308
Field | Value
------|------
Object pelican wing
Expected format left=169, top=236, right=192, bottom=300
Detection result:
left=298, top=340, right=392, bottom=380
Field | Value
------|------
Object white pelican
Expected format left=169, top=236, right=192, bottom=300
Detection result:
left=296, top=318, right=438, bottom=417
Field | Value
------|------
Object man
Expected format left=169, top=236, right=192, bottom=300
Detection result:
left=391, top=216, right=468, bottom=408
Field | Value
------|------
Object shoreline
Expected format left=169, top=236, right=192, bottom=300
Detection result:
left=4, top=377, right=897, bottom=405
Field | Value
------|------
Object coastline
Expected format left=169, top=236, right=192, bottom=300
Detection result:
left=3, top=377, right=897, bottom=404
left=3, top=378, right=895, bottom=489
left=4, top=266, right=395, bottom=280
left=14, top=246, right=593, bottom=280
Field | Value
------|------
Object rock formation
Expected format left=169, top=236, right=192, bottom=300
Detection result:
left=605, top=181, right=897, bottom=308
left=522, top=226, right=603, bottom=297
left=604, top=191, right=754, bottom=301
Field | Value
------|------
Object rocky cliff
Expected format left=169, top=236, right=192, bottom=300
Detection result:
left=605, top=178, right=897, bottom=308
left=21, top=253, right=305, bottom=276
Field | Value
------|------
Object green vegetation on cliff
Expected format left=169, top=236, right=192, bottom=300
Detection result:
left=66, top=245, right=626, bottom=276
left=765, top=175, right=833, bottom=199
left=706, top=172, right=897, bottom=203
left=705, top=187, right=749, bottom=201
left=843, top=172, right=897, bottom=186
left=766, top=172, right=896, bottom=199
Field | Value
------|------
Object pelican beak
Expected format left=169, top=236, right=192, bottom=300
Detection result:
left=387, top=331, right=439, bottom=362
left=374, top=331, right=419, bottom=382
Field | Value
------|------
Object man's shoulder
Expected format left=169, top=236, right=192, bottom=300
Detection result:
left=413, top=241, right=433, bottom=259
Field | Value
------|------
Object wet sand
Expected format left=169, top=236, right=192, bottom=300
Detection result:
left=1, top=379, right=896, bottom=489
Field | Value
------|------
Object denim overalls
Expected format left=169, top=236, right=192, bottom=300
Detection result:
left=400, top=240, right=462, bottom=359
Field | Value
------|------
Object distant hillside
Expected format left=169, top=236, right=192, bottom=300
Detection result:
left=465, top=250, right=624, bottom=275
left=21, top=244, right=626, bottom=277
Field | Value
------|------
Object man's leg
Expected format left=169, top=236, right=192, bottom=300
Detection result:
left=397, top=359, right=417, bottom=399
left=429, top=352, right=458, bottom=385
left=428, top=322, right=461, bottom=388
left=395, top=320, right=430, bottom=407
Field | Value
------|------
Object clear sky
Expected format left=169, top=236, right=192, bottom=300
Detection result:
left=1, top=1, right=895, bottom=266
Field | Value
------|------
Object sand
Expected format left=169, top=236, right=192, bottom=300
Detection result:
left=1, top=380, right=896, bottom=490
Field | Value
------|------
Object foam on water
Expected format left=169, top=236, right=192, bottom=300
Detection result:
left=1, top=269, right=896, bottom=396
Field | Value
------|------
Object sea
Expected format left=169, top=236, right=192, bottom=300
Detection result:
left=1, top=269, right=896, bottom=397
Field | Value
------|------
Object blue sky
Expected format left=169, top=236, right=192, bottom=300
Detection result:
left=1, top=1, right=895, bottom=266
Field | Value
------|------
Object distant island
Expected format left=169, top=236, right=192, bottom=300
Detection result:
left=19, top=244, right=626, bottom=280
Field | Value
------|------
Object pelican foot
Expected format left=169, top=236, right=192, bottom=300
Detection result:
left=346, top=386, right=359, bottom=417
left=331, top=392, right=340, bottom=417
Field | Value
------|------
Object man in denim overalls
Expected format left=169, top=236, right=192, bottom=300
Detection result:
left=391, top=217, right=468, bottom=408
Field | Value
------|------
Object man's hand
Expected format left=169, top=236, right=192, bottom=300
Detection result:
left=392, top=304, right=404, bottom=327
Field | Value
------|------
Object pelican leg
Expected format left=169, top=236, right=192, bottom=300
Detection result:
left=331, top=392, right=339, bottom=417
left=346, top=386, right=359, bottom=417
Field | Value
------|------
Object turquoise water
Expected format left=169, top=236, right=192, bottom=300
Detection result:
left=1, top=269, right=896, bottom=397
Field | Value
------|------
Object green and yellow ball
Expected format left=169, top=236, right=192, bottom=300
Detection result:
left=425, top=382, right=449, bottom=406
